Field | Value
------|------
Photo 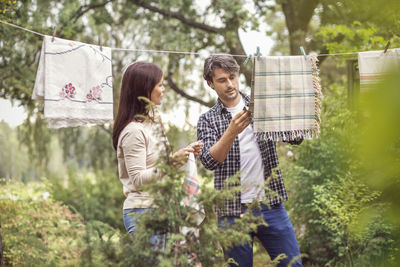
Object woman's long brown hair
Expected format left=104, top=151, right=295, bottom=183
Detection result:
left=112, top=62, right=163, bottom=150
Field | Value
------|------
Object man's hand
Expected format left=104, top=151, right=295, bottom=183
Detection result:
left=209, top=110, right=252, bottom=163
left=189, top=141, right=203, bottom=157
left=226, top=110, right=252, bottom=136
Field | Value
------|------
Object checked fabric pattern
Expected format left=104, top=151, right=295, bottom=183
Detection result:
left=253, top=55, right=322, bottom=141
left=197, top=93, right=288, bottom=217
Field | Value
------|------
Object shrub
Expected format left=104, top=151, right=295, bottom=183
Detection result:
left=48, top=170, right=125, bottom=231
left=0, top=180, right=85, bottom=266
left=282, top=84, right=398, bottom=266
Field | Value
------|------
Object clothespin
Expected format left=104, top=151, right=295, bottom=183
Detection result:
left=243, top=54, right=252, bottom=65
left=300, top=46, right=307, bottom=60
left=51, top=26, right=56, bottom=42
left=255, top=46, right=261, bottom=59
left=98, top=36, right=103, bottom=51
left=384, top=41, right=390, bottom=53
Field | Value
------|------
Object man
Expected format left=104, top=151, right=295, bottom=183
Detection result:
left=197, top=54, right=302, bottom=267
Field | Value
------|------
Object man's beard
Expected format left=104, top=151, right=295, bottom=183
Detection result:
left=221, top=88, right=239, bottom=102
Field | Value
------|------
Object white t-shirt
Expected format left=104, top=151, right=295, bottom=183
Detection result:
left=226, top=96, right=265, bottom=203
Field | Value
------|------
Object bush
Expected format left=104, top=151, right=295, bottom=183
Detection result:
left=48, top=170, right=125, bottom=231
left=0, top=180, right=85, bottom=266
left=121, top=161, right=270, bottom=266
left=282, top=85, right=397, bottom=266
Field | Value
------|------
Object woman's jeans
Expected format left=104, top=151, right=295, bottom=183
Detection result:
left=123, top=208, right=166, bottom=250
left=218, top=203, right=302, bottom=267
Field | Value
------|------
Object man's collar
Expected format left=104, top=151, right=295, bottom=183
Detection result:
left=215, top=91, right=250, bottom=114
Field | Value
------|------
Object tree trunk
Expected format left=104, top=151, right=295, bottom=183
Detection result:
left=280, top=0, right=321, bottom=55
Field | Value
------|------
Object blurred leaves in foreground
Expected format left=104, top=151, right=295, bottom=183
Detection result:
left=355, top=65, right=400, bottom=254
left=281, top=65, right=400, bottom=265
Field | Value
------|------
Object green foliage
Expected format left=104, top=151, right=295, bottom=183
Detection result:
left=0, top=121, right=30, bottom=180
left=48, top=170, right=125, bottom=231
left=355, top=68, right=400, bottom=263
left=56, top=126, right=115, bottom=170
left=282, top=83, right=398, bottom=266
left=120, top=148, right=270, bottom=266
left=0, top=180, right=85, bottom=266
left=0, top=120, right=59, bottom=182
left=311, top=174, right=390, bottom=266
left=17, top=112, right=53, bottom=168
left=0, top=179, right=140, bottom=266
left=316, top=22, right=399, bottom=55
left=0, top=0, right=17, bottom=15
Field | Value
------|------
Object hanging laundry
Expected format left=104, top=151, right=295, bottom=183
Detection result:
left=32, top=35, right=113, bottom=128
left=182, top=152, right=205, bottom=228
left=358, top=49, right=400, bottom=91
left=252, top=55, right=322, bottom=141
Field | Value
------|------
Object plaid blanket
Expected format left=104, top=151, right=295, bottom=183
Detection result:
left=252, top=54, right=322, bottom=141
left=358, top=49, right=400, bottom=91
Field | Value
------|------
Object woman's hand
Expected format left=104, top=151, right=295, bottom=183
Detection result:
left=171, top=141, right=203, bottom=167
left=171, top=146, right=195, bottom=167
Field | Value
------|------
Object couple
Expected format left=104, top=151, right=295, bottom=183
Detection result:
left=112, top=55, right=303, bottom=267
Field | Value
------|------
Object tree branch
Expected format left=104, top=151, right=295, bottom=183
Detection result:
left=71, top=0, right=114, bottom=23
left=128, top=0, right=224, bottom=34
left=56, top=0, right=114, bottom=36
left=166, top=72, right=215, bottom=108
left=98, top=124, right=112, bottom=137
left=129, top=0, right=252, bottom=86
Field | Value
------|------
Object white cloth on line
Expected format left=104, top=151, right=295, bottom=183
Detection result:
left=181, top=152, right=205, bottom=238
left=33, top=35, right=113, bottom=128
left=358, top=49, right=400, bottom=91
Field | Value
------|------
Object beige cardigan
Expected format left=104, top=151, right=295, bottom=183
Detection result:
left=117, top=121, right=163, bottom=210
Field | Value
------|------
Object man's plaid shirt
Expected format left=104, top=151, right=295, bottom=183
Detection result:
left=197, top=93, right=288, bottom=217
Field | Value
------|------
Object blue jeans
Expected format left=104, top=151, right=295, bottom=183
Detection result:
left=218, top=203, right=302, bottom=267
left=123, top=208, right=166, bottom=250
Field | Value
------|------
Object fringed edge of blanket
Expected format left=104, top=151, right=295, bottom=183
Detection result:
left=256, top=129, right=320, bottom=142
left=310, top=54, right=323, bottom=137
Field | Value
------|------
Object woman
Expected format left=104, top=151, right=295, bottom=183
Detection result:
left=112, top=62, right=202, bottom=240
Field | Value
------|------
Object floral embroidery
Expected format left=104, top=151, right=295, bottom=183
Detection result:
left=86, top=85, right=102, bottom=102
left=60, top=83, right=76, bottom=99
left=58, top=83, right=104, bottom=103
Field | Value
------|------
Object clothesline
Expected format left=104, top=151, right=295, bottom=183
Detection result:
left=1, top=20, right=362, bottom=57
left=8, top=19, right=397, bottom=132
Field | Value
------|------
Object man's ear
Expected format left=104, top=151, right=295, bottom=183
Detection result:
left=207, top=80, right=214, bottom=90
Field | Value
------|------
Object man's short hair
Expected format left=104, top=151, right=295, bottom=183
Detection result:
left=203, top=54, right=240, bottom=83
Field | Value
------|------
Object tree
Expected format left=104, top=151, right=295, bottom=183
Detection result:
left=2, top=0, right=399, bottom=111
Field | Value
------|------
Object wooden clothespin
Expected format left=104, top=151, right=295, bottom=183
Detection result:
left=243, top=54, right=252, bottom=65
left=98, top=36, right=103, bottom=52
left=384, top=41, right=390, bottom=53
left=300, top=46, right=307, bottom=60
left=51, top=26, right=56, bottom=42
left=255, top=46, right=261, bottom=59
